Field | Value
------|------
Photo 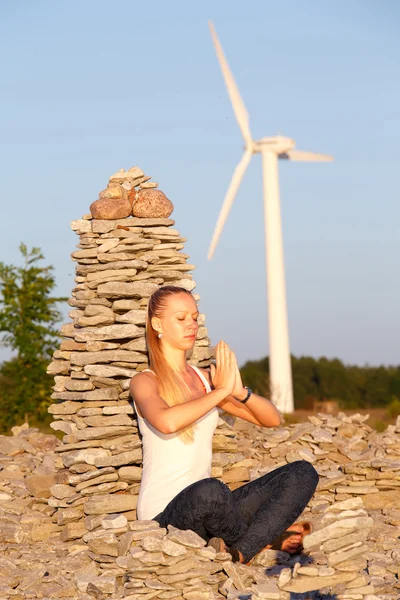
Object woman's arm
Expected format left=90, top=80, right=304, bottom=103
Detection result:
left=218, top=393, right=281, bottom=427
left=131, top=373, right=231, bottom=434
left=206, top=350, right=281, bottom=428
left=131, top=341, right=237, bottom=434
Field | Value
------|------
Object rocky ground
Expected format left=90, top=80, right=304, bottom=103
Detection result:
left=0, top=413, right=399, bottom=600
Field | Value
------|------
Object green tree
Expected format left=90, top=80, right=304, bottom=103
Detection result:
left=0, top=244, right=66, bottom=432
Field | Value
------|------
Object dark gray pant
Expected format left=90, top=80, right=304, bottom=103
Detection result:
left=155, top=460, right=318, bottom=563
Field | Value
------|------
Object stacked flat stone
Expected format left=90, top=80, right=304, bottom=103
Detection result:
left=277, top=497, right=375, bottom=596
left=61, top=413, right=400, bottom=600
left=46, top=166, right=214, bottom=541
left=1, top=416, right=399, bottom=599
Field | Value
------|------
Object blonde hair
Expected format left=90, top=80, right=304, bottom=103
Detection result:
left=146, top=286, right=196, bottom=443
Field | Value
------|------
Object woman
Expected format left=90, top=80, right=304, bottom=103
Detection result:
left=130, top=286, right=318, bottom=564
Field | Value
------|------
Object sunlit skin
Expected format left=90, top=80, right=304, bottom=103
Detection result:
left=279, top=523, right=304, bottom=554
left=152, top=293, right=200, bottom=373
left=219, top=523, right=307, bottom=561
left=142, top=292, right=281, bottom=431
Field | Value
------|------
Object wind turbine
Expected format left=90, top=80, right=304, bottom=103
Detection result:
left=207, top=21, right=333, bottom=414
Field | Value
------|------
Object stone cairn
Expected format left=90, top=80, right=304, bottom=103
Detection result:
left=0, top=167, right=398, bottom=599
left=47, top=165, right=214, bottom=529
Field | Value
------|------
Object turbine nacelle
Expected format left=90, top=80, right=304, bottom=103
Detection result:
left=253, top=136, right=296, bottom=155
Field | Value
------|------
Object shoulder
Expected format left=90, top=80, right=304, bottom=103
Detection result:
left=130, top=370, right=158, bottom=392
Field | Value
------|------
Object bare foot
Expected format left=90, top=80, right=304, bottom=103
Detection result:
left=229, top=548, right=245, bottom=563
left=207, top=537, right=227, bottom=553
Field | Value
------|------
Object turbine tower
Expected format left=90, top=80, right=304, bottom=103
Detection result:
left=207, top=21, right=333, bottom=414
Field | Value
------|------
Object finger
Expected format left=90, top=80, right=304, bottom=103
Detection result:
left=232, top=352, right=240, bottom=372
left=225, top=347, right=233, bottom=374
left=216, top=341, right=222, bottom=370
left=219, top=341, right=226, bottom=374
left=222, top=343, right=230, bottom=373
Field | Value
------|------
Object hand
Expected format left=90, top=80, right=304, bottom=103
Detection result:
left=231, top=351, right=247, bottom=400
left=210, top=340, right=236, bottom=396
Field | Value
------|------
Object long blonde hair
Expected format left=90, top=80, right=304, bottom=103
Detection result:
left=146, top=286, right=196, bottom=443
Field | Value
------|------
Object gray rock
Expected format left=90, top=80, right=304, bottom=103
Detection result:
left=322, top=529, right=369, bottom=552
left=84, top=364, right=138, bottom=377
left=83, top=414, right=133, bottom=427
left=76, top=472, right=118, bottom=491
left=74, top=425, right=134, bottom=441
left=61, top=448, right=111, bottom=468
left=92, top=217, right=174, bottom=233
left=50, top=483, right=76, bottom=499
left=75, top=323, right=143, bottom=341
left=71, top=219, right=92, bottom=234
left=118, top=466, right=142, bottom=482
left=328, top=543, right=369, bottom=567
left=167, top=525, right=206, bottom=549
left=52, top=388, right=119, bottom=401
left=90, top=449, right=142, bottom=467
left=116, top=310, right=147, bottom=325
left=141, top=536, right=187, bottom=557
left=97, top=282, right=158, bottom=298
left=282, top=571, right=357, bottom=592
left=85, top=530, right=119, bottom=556
left=103, top=405, right=134, bottom=415
left=303, top=516, right=373, bottom=549
left=101, top=514, right=128, bottom=529
left=84, top=494, right=138, bottom=514
left=71, top=350, right=146, bottom=366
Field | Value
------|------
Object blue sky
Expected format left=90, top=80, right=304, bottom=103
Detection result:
left=0, top=0, right=399, bottom=366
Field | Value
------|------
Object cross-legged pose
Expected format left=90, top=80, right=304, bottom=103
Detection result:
left=130, top=286, right=318, bottom=564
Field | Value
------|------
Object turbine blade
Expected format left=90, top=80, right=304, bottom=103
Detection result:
left=208, top=149, right=253, bottom=260
left=281, top=149, right=333, bottom=162
left=209, top=21, right=252, bottom=146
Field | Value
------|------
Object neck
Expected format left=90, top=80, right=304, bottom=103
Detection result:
left=160, top=344, right=188, bottom=375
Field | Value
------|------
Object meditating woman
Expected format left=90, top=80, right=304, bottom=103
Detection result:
left=130, top=286, right=318, bottom=564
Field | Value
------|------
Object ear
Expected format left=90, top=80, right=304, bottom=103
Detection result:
left=151, top=316, right=162, bottom=334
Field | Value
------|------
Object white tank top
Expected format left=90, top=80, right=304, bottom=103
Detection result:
left=135, top=365, right=219, bottom=520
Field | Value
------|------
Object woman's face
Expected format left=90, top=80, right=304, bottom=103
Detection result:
left=280, top=524, right=304, bottom=554
left=156, top=293, right=199, bottom=351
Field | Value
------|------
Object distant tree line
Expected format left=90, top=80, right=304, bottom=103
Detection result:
left=241, top=355, right=400, bottom=411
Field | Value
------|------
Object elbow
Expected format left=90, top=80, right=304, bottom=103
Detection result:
left=271, top=414, right=282, bottom=427
left=159, top=423, right=175, bottom=435
left=155, top=413, right=178, bottom=435
left=154, top=420, right=173, bottom=435
left=266, top=412, right=282, bottom=428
